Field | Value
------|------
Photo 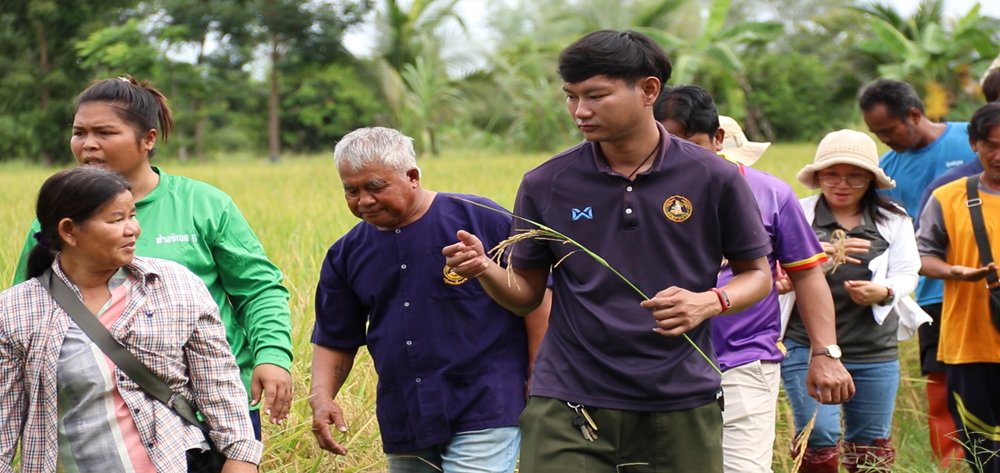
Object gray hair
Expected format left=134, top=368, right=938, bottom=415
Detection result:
left=334, top=127, right=420, bottom=177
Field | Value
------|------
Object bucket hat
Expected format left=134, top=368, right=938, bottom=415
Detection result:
left=717, top=116, right=770, bottom=166
left=796, top=129, right=895, bottom=190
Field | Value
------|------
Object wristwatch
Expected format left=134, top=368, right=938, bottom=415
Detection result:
left=709, top=288, right=731, bottom=311
left=877, top=286, right=895, bottom=307
left=811, top=345, right=843, bottom=360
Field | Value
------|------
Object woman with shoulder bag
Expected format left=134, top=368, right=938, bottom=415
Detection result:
left=11, top=76, right=294, bottom=436
left=0, top=167, right=261, bottom=473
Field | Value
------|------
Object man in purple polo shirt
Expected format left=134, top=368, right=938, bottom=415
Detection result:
left=655, top=85, right=854, bottom=473
left=444, top=30, right=774, bottom=472
left=309, top=127, right=545, bottom=472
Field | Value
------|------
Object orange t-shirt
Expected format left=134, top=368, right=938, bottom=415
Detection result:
left=932, top=177, right=1000, bottom=364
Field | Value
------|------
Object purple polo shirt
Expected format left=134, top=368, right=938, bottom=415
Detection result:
left=714, top=165, right=826, bottom=371
left=312, top=193, right=528, bottom=453
left=511, top=123, right=772, bottom=412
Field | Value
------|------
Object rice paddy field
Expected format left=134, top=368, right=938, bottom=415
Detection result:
left=0, top=142, right=949, bottom=472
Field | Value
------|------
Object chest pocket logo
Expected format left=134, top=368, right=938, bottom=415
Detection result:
left=663, top=196, right=693, bottom=222
left=572, top=207, right=593, bottom=220
left=443, top=265, right=468, bottom=285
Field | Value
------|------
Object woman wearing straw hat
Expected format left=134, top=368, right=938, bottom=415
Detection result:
left=780, top=129, right=922, bottom=472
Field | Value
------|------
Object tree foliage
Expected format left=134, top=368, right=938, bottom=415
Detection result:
left=0, top=0, right=134, bottom=163
left=853, top=0, right=1000, bottom=119
left=2, top=0, right=1000, bottom=163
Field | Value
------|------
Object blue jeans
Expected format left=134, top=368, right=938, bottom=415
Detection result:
left=780, top=338, right=899, bottom=448
left=386, top=427, right=520, bottom=473
left=249, top=410, right=261, bottom=441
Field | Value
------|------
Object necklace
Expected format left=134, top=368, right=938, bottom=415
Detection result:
left=626, top=143, right=660, bottom=180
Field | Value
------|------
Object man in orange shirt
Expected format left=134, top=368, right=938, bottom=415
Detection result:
left=917, top=103, right=1000, bottom=473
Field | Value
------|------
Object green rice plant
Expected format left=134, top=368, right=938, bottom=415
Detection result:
left=0, top=142, right=955, bottom=471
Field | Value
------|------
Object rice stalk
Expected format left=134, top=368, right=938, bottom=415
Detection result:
left=827, top=229, right=848, bottom=274
left=790, top=409, right=819, bottom=473
left=451, top=195, right=722, bottom=376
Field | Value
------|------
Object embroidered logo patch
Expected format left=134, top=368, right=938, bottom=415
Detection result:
left=442, top=265, right=468, bottom=285
left=571, top=207, right=593, bottom=220
left=663, top=196, right=693, bottom=222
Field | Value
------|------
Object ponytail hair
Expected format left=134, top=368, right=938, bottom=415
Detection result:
left=26, top=167, right=132, bottom=279
left=75, top=75, right=174, bottom=158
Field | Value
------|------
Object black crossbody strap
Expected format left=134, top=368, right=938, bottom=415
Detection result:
left=36, top=269, right=209, bottom=433
left=965, top=175, right=999, bottom=286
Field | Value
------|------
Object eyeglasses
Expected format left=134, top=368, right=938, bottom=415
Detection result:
left=818, top=174, right=870, bottom=189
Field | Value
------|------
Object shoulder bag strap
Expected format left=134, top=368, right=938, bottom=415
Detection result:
left=36, top=269, right=209, bottom=433
left=965, top=174, right=999, bottom=286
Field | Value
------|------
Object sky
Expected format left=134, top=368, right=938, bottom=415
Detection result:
left=341, top=0, right=1000, bottom=57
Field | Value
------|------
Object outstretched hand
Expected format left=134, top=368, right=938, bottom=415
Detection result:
left=442, top=230, right=491, bottom=278
left=949, top=263, right=999, bottom=282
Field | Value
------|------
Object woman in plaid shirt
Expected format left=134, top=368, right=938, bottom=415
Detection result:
left=0, top=167, right=261, bottom=473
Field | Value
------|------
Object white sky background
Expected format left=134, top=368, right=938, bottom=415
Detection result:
left=341, top=0, right=1000, bottom=58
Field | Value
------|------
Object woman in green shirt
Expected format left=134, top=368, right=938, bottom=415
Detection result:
left=12, top=76, right=294, bottom=438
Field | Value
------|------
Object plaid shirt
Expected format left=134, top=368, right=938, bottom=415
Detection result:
left=0, top=256, right=262, bottom=472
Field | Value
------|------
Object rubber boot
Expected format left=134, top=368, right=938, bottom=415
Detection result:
left=792, top=445, right=840, bottom=473
left=841, top=438, right=896, bottom=473
left=927, top=371, right=964, bottom=469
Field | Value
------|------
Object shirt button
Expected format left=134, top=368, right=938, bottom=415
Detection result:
left=406, top=340, right=413, bottom=345
left=404, top=302, right=410, bottom=307
left=625, top=208, right=633, bottom=214
left=401, top=264, right=407, bottom=269
left=395, top=229, right=401, bottom=234
left=415, top=378, right=422, bottom=383
left=133, top=409, right=140, bottom=414
left=626, top=186, right=633, bottom=192
left=147, top=443, right=153, bottom=448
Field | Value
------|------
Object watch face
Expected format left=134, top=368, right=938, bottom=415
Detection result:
left=720, top=290, right=730, bottom=307
left=827, top=345, right=843, bottom=359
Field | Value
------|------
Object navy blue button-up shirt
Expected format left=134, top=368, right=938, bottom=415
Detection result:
left=313, top=193, right=528, bottom=453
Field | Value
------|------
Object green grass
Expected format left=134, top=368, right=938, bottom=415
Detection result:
left=0, top=142, right=947, bottom=472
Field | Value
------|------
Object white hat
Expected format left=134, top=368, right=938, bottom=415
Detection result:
left=717, top=116, right=770, bottom=166
left=796, top=129, right=895, bottom=190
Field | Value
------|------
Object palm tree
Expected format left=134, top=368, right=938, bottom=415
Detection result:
left=370, top=0, right=466, bottom=155
left=853, top=0, right=999, bottom=118
left=640, top=0, right=783, bottom=139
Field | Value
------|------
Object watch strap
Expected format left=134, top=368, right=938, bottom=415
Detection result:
left=878, top=286, right=895, bottom=306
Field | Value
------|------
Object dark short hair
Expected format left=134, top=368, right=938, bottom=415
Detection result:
left=27, top=167, right=132, bottom=279
left=983, top=69, right=1000, bottom=103
left=558, top=30, right=672, bottom=87
left=75, top=76, right=174, bottom=158
left=858, top=79, right=924, bottom=121
left=969, top=102, right=1000, bottom=143
left=654, top=85, right=720, bottom=136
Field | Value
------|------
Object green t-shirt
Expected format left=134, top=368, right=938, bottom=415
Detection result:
left=13, top=167, right=293, bottom=407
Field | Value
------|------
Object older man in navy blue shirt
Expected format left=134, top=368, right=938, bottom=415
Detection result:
left=445, top=31, right=773, bottom=473
left=310, top=127, right=544, bottom=473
